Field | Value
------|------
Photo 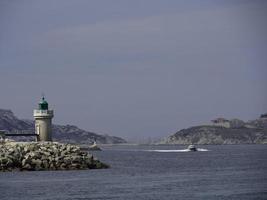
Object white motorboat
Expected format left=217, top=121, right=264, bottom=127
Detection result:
left=187, top=145, right=197, bottom=151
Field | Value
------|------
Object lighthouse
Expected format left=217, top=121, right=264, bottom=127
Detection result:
left=33, top=96, right=54, bottom=141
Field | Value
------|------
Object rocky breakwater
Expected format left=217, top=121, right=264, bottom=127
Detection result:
left=0, top=142, right=108, bottom=171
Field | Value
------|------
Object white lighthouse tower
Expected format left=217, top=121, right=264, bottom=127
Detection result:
left=33, top=96, right=54, bottom=141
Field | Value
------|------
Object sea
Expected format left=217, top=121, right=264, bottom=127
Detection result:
left=0, top=144, right=266, bottom=200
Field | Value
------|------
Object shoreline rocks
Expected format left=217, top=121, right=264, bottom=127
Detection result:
left=0, top=142, right=108, bottom=172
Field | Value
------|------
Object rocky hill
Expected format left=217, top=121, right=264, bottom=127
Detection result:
left=162, top=115, right=267, bottom=145
left=0, top=109, right=126, bottom=144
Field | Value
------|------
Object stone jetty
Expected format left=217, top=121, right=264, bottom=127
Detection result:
left=0, top=141, right=108, bottom=171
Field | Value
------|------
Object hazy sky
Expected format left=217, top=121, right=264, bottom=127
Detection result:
left=0, top=0, right=266, bottom=141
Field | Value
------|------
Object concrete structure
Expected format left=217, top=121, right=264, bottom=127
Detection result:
left=211, top=118, right=230, bottom=128
left=33, top=97, right=54, bottom=141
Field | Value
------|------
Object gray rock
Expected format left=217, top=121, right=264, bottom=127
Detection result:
left=0, top=142, right=109, bottom=172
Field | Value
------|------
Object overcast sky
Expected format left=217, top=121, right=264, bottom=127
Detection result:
left=0, top=0, right=266, bottom=141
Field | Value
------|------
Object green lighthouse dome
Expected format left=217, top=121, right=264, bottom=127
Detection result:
left=38, top=97, right=49, bottom=110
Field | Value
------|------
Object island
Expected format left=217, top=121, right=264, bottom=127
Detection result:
left=161, top=114, right=267, bottom=145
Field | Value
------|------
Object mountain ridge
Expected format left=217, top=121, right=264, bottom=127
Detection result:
left=0, top=109, right=126, bottom=144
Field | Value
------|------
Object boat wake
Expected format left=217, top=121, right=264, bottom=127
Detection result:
left=147, top=148, right=209, bottom=153
left=197, top=148, right=209, bottom=152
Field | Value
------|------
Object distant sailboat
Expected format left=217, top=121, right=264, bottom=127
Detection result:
left=88, top=141, right=102, bottom=151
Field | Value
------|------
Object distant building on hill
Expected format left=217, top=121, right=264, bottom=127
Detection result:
left=211, top=118, right=230, bottom=128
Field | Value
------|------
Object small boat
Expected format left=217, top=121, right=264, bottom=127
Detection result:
left=187, top=144, right=197, bottom=151
left=88, top=141, right=102, bottom=151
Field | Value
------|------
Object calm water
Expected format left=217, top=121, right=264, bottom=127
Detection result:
left=0, top=145, right=266, bottom=200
